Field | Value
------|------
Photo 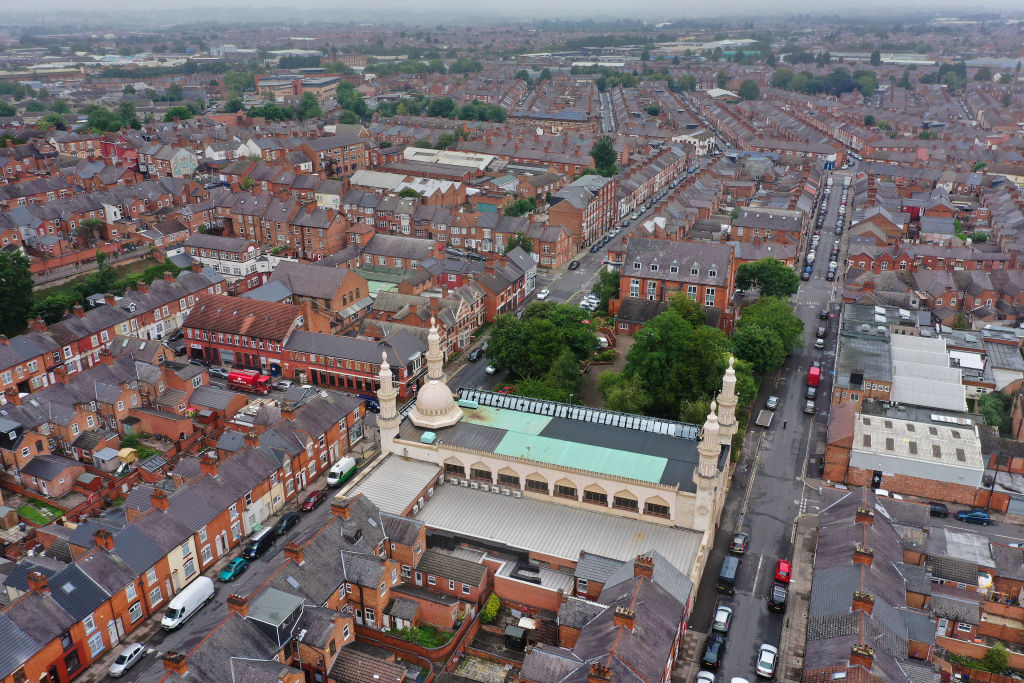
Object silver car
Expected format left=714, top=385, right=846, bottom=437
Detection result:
left=109, top=643, right=145, bottom=678
left=755, top=643, right=778, bottom=678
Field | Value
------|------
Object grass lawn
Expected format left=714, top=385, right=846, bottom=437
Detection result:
left=390, top=625, right=453, bottom=648
left=18, top=500, right=65, bottom=525
left=35, top=259, right=152, bottom=300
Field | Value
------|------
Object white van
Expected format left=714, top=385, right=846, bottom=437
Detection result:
left=327, top=456, right=357, bottom=488
left=161, top=576, right=214, bottom=630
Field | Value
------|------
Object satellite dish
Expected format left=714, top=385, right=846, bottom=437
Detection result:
left=536, top=127, right=543, bottom=136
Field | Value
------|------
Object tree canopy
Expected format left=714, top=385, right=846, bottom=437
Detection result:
left=590, top=135, right=618, bottom=177
left=735, top=258, right=800, bottom=298
left=0, top=251, right=33, bottom=336
left=736, top=296, right=804, bottom=352
left=503, top=232, right=533, bottom=254
left=487, top=303, right=596, bottom=381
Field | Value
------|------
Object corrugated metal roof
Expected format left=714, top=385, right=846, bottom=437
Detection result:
left=349, top=454, right=440, bottom=515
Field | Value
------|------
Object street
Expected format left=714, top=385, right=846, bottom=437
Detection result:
left=687, top=171, right=848, bottom=680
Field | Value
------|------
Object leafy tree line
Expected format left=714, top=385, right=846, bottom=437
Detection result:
left=770, top=67, right=879, bottom=98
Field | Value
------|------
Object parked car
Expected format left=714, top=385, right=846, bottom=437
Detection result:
left=729, top=532, right=749, bottom=554
left=774, top=559, right=792, bottom=583
left=273, top=511, right=301, bottom=536
left=274, top=379, right=293, bottom=391
left=701, top=633, right=727, bottom=670
left=568, top=260, right=581, bottom=270
left=209, top=367, right=230, bottom=379
left=167, top=329, right=185, bottom=342
left=804, top=400, right=816, bottom=415
left=301, top=490, right=328, bottom=512
left=768, top=584, right=788, bottom=612
left=468, top=348, right=484, bottom=362
left=218, top=557, right=248, bottom=582
left=955, top=509, right=991, bottom=525
left=536, top=289, right=550, bottom=300
left=485, top=364, right=497, bottom=375
left=755, top=644, right=779, bottom=678
left=696, top=672, right=716, bottom=683
left=929, top=502, right=949, bottom=518
left=819, top=309, right=829, bottom=320
left=711, top=605, right=733, bottom=634
left=765, top=396, right=779, bottom=410
left=108, top=643, right=146, bottom=678
left=189, top=358, right=208, bottom=367
left=590, top=244, right=601, bottom=253
left=815, top=337, right=825, bottom=349
left=806, top=386, right=817, bottom=400
left=801, top=270, right=811, bottom=281
left=826, top=269, right=836, bottom=282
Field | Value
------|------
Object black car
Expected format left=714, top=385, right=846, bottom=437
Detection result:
left=701, top=633, right=726, bottom=670
left=826, top=269, right=836, bottom=281
left=568, top=260, right=581, bottom=270
left=167, top=329, right=185, bottom=342
left=590, top=244, right=601, bottom=253
left=769, top=584, right=788, bottom=612
left=468, top=348, right=483, bottom=362
left=273, top=511, right=301, bottom=537
left=929, top=502, right=949, bottom=518
left=819, top=310, right=829, bottom=320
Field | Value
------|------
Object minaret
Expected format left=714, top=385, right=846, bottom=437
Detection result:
left=692, top=401, right=721, bottom=534
left=424, top=317, right=447, bottom=384
left=717, top=356, right=738, bottom=447
left=407, top=318, right=463, bottom=430
left=377, top=350, right=400, bottom=454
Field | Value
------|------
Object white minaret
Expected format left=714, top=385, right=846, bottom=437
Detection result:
left=717, top=356, right=738, bottom=447
left=407, top=318, right=463, bottom=430
left=377, top=350, right=400, bottom=454
left=692, top=401, right=721, bottom=534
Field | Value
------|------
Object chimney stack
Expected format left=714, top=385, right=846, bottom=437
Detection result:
left=4, top=388, right=21, bottom=406
left=98, top=349, right=114, bottom=366
left=136, top=280, right=148, bottom=294
left=850, top=644, right=874, bottom=669
left=227, top=593, right=250, bottom=617
left=94, top=528, right=115, bottom=550
left=852, top=590, right=875, bottom=615
left=162, top=652, right=188, bottom=676
left=0, top=335, right=8, bottom=347
left=633, top=555, right=654, bottom=580
left=855, top=506, right=874, bottom=526
left=612, top=606, right=635, bottom=631
left=332, top=497, right=351, bottom=519
left=163, top=270, right=175, bottom=283
left=243, top=431, right=259, bottom=448
left=30, top=317, right=47, bottom=333
left=587, top=663, right=612, bottom=683
left=104, top=293, right=117, bottom=306
left=853, top=544, right=874, bottom=566
left=283, top=541, right=305, bottom=565
left=151, top=489, right=170, bottom=511
left=73, top=303, right=86, bottom=318
left=200, top=453, right=219, bottom=477
left=26, top=571, right=50, bottom=594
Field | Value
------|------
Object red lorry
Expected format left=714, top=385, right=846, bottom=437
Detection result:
left=807, top=366, right=821, bottom=387
left=228, top=369, right=272, bottom=394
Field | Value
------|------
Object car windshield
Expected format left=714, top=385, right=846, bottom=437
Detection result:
left=165, top=607, right=181, bottom=619
left=115, top=653, right=130, bottom=664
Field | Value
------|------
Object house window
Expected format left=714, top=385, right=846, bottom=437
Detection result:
left=690, top=265, right=699, bottom=276
left=688, top=285, right=698, bottom=300
left=629, top=279, right=639, bottom=298
left=83, top=615, right=96, bottom=633
left=343, top=624, right=351, bottom=639
left=149, top=585, right=163, bottom=606
left=650, top=264, right=659, bottom=272
left=705, top=288, right=716, bottom=307
left=184, top=558, right=196, bottom=577
left=462, top=584, right=471, bottom=595
left=64, top=651, right=81, bottom=675
left=380, top=582, right=386, bottom=596
left=957, top=622, right=973, bottom=633
left=633, top=261, right=641, bottom=270
left=87, top=631, right=105, bottom=657
left=402, top=565, right=412, bottom=578
left=201, top=545, right=212, bottom=563
left=670, top=265, right=678, bottom=273
left=577, top=578, right=589, bottom=593
left=128, top=602, right=143, bottom=622
left=428, top=576, right=436, bottom=585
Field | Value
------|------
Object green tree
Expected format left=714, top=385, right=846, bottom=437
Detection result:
left=524, top=318, right=563, bottom=377
left=337, top=110, right=360, bottom=124
left=645, top=104, right=660, bottom=116
left=593, top=269, right=619, bottom=312
left=76, top=217, right=104, bottom=242
left=85, top=106, right=121, bottom=132
left=732, top=324, right=786, bottom=373
left=864, top=114, right=876, bottom=126
left=547, top=347, right=581, bottom=394
left=538, top=68, right=552, bottom=82
left=716, top=68, right=729, bottom=88
left=641, top=48, right=650, bottom=62
left=597, top=372, right=649, bottom=414
left=737, top=297, right=804, bottom=351
left=668, top=291, right=706, bottom=327
left=503, top=231, right=533, bottom=254
left=514, top=69, right=532, bottom=86
left=240, top=177, right=256, bottom=191
left=297, top=92, right=322, bottom=120
left=487, top=314, right=530, bottom=376
left=222, top=97, right=243, bottom=113
left=36, top=113, right=67, bottom=130
left=426, top=97, right=456, bottom=118
left=623, top=310, right=695, bottom=417
left=163, top=106, right=194, bottom=122
left=735, top=258, right=800, bottom=298
left=590, top=135, right=618, bottom=177
left=0, top=100, right=18, bottom=117
left=982, top=643, right=1009, bottom=673
left=679, top=398, right=712, bottom=425
left=738, top=79, right=760, bottom=100
left=974, top=66, right=992, bottom=82
left=0, top=250, right=33, bottom=336
left=521, top=302, right=597, bottom=362
left=397, top=188, right=421, bottom=199
left=870, top=49, right=881, bottom=66
left=165, top=83, right=185, bottom=100
left=117, top=101, right=140, bottom=129
left=23, top=100, right=45, bottom=112
left=480, top=594, right=500, bottom=624
left=123, top=84, right=136, bottom=94
left=49, top=99, right=70, bottom=114
left=978, top=393, right=1012, bottom=436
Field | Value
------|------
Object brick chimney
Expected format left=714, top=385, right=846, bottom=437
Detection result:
left=27, top=570, right=50, bottom=594
left=332, top=497, right=351, bottom=519
left=94, top=528, right=115, bottom=550
left=612, top=606, right=634, bottom=631
left=0, top=335, right=8, bottom=347
left=588, top=663, right=612, bottom=683
left=4, top=388, right=20, bottom=406
left=162, top=652, right=188, bottom=676
left=633, top=555, right=654, bottom=580
left=163, top=270, right=175, bottom=283
left=855, top=506, right=874, bottom=526
left=853, top=544, right=874, bottom=566
left=151, top=489, right=170, bottom=511
left=192, top=263, right=203, bottom=273
left=97, top=349, right=114, bottom=366
left=30, top=317, right=47, bottom=333
left=283, top=541, right=305, bottom=565
left=104, top=293, right=117, bottom=306
left=200, top=453, right=219, bottom=477
left=227, top=593, right=249, bottom=617
left=852, top=590, right=875, bottom=615
left=243, top=431, right=259, bottom=448
left=73, top=303, right=86, bottom=318
left=850, top=644, right=874, bottom=669
left=136, top=280, right=148, bottom=295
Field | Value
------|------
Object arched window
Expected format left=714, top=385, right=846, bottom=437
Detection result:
left=497, top=467, right=520, bottom=488
left=553, top=478, right=577, bottom=499
left=612, top=489, right=639, bottom=512
left=582, top=484, right=608, bottom=506
left=443, top=458, right=465, bottom=477
left=644, top=495, right=670, bottom=518
left=525, top=473, right=548, bottom=494
left=469, top=462, right=492, bottom=482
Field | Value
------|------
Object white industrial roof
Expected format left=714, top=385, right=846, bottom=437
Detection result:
left=349, top=454, right=440, bottom=515
left=414, top=482, right=702, bottom=576
left=889, top=334, right=966, bottom=412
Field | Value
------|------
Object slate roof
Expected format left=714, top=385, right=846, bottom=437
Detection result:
left=385, top=596, right=419, bottom=621
left=0, top=613, right=39, bottom=679
left=615, top=297, right=669, bottom=324
left=183, top=294, right=300, bottom=340
left=47, top=564, right=110, bottom=621
left=20, top=454, right=81, bottom=480
left=328, top=647, right=407, bottom=683
left=558, top=596, right=606, bottom=630
left=269, top=261, right=354, bottom=301
left=575, top=553, right=625, bottom=584
left=284, top=330, right=424, bottom=368
left=415, top=548, right=487, bottom=587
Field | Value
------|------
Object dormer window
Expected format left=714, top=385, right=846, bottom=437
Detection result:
left=670, top=265, right=678, bottom=273
left=650, top=264, right=659, bottom=272
left=633, top=262, right=641, bottom=270
left=690, top=265, right=699, bottom=276
left=708, top=267, right=717, bottom=278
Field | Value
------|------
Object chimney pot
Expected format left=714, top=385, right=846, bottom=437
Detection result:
left=5, top=388, right=21, bottom=406
left=283, top=541, right=305, bottom=565
left=200, top=454, right=219, bottom=477
left=612, top=605, right=635, bottom=631
left=151, top=489, right=170, bottom=511
left=855, top=506, right=874, bottom=525
left=162, top=652, right=188, bottom=676
left=243, top=431, right=259, bottom=448
left=93, top=528, right=115, bottom=550
left=73, top=303, right=86, bottom=318
left=163, top=270, right=175, bottom=283
left=852, top=590, right=875, bottom=615
left=227, top=593, right=249, bottom=617
left=588, top=663, right=612, bottom=683
left=633, top=555, right=654, bottom=580
left=26, top=570, right=50, bottom=594
left=850, top=644, right=875, bottom=669
left=332, top=497, right=351, bottom=519
left=853, top=544, right=874, bottom=566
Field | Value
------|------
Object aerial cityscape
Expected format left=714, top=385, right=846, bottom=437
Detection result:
left=1, top=8, right=1024, bottom=683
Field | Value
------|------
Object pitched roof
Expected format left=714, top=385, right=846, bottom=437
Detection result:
left=183, top=294, right=301, bottom=340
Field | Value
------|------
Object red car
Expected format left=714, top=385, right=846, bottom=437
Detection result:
left=301, top=490, right=328, bottom=512
left=775, top=559, right=792, bottom=583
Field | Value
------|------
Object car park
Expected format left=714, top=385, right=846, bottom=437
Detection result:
left=729, top=532, right=749, bottom=554
left=929, top=502, right=949, bottom=518
left=755, top=644, right=779, bottom=678
left=775, top=559, right=792, bottom=583
left=301, top=490, right=328, bottom=511
left=273, top=511, right=301, bottom=537
left=536, top=289, right=549, bottom=300
left=769, top=583, right=788, bottom=612
left=766, top=396, right=779, bottom=410
left=568, top=260, right=581, bottom=270
left=218, top=557, right=248, bottom=582
left=108, top=643, right=146, bottom=678
left=712, top=605, right=734, bottom=633
left=468, top=348, right=484, bottom=362
left=701, top=633, right=727, bottom=670
left=955, top=509, right=991, bottom=525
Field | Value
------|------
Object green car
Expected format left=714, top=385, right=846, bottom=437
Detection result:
left=219, top=557, right=248, bottom=582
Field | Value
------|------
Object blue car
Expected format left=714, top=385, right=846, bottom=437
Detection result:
left=955, top=509, right=991, bottom=526
left=219, top=557, right=248, bottom=582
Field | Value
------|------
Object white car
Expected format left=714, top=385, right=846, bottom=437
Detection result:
left=755, top=643, right=778, bottom=678
left=485, top=364, right=497, bottom=375
left=109, top=643, right=146, bottom=678
left=536, top=289, right=550, bottom=300
left=696, top=672, right=716, bottom=683
left=273, top=379, right=293, bottom=391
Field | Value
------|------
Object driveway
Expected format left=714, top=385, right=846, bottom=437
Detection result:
left=578, top=335, right=633, bottom=408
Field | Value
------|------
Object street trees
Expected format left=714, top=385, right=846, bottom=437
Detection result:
left=0, top=250, right=33, bottom=336
left=590, top=135, right=618, bottom=177
left=297, top=92, right=322, bottom=120
left=738, top=79, right=760, bottom=100
left=736, top=296, right=804, bottom=352
left=488, top=304, right=597, bottom=381
left=732, top=324, right=786, bottom=373
left=735, top=257, right=800, bottom=298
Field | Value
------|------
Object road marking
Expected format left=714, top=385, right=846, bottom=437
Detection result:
left=752, top=554, right=765, bottom=596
